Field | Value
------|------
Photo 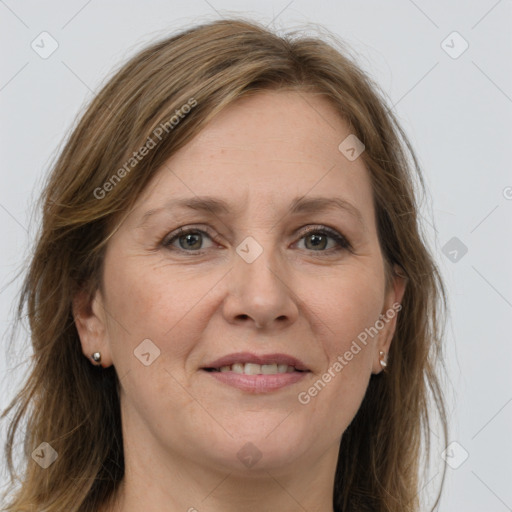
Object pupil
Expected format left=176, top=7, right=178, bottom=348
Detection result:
left=181, top=233, right=201, bottom=249
left=308, top=234, right=326, bottom=250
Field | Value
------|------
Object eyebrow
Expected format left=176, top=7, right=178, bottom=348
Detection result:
left=138, top=195, right=364, bottom=227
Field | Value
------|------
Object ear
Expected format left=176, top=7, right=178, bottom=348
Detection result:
left=372, top=264, right=407, bottom=373
left=72, top=287, right=113, bottom=368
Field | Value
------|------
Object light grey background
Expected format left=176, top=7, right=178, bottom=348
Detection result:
left=1, top=1, right=511, bottom=510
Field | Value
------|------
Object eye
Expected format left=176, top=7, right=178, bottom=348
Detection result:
left=162, top=225, right=351, bottom=254
left=295, top=226, right=351, bottom=252
left=163, top=228, right=215, bottom=252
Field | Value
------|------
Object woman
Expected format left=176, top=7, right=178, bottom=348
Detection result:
left=1, top=18, right=447, bottom=512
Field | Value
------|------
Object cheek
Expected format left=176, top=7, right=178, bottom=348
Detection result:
left=295, top=263, right=385, bottom=428
left=102, top=254, right=216, bottom=359
left=101, top=255, right=212, bottom=432
left=313, top=263, right=385, bottom=356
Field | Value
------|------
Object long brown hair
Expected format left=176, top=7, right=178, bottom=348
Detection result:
left=1, top=18, right=447, bottom=511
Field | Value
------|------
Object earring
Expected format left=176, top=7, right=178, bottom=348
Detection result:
left=91, top=352, right=102, bottom=365
left=379, top=350, right=387, bottom=369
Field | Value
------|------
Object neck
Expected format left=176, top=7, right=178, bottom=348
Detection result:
left=106, top=434, right=339, bottom=512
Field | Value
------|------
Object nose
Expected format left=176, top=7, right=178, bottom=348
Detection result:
left=221, top=248, right=299, bottom=330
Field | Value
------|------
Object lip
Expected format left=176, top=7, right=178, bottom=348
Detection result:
left=202, top=352, right=309, bottom=371
left=201, top=352, right=310, bottom=394
left=205, top=371, right=307, bottom=393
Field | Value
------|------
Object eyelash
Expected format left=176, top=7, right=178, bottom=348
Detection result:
left=162, top=225, right=352, bottom=255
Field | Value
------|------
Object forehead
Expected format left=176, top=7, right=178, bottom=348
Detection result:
left=185, top=90, right=353, bottom=168
left=130, top=90, right=375, bottom=227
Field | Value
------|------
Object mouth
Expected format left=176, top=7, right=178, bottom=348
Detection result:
left=201, top=352, right=310, bottom=393
left=203, top=363, right=306, bottom=375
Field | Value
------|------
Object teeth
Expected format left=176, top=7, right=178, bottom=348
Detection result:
left=215, top=363, right=298, bottom=375
left=277, top=364, right=288, bottom=373
left=261, top=363, right=278, bottom=374
left=232, top=363, right=244, bottom=374
left=244, top=363, right=261, bottom=375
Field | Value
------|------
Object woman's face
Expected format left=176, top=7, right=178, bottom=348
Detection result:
left=76, top=90, right=405, bottom=476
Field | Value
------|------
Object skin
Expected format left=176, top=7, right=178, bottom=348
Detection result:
left=74, top=90, right=406, bottom=512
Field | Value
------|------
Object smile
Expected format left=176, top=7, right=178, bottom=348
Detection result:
left=201, top=352, right=310, bottom=393
left=205, top=363, right=304, bottom=375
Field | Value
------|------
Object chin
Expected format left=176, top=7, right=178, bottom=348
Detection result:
left=201, top=422, right=312, bottom=473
